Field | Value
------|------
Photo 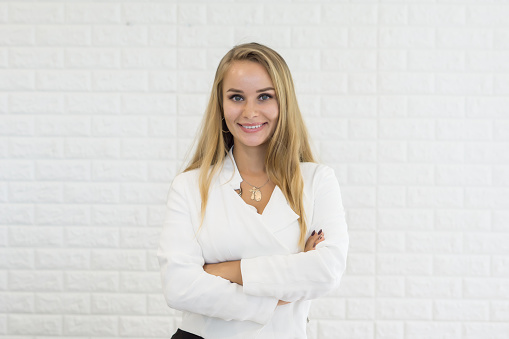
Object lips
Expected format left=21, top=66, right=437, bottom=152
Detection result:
left=238, top=122, right=267, bottom=133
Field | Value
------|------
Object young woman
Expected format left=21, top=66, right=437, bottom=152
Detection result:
left=158, top=42, right=349, bottom=339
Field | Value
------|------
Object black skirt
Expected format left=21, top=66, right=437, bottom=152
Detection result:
left=171, top=328, right=204, bottom=339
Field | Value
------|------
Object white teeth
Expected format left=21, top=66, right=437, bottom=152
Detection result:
left=242, top=123, right=263, bottom=129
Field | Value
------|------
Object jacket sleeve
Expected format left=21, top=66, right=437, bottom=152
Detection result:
left=240, top=165, right=349, bottom=302
left=157, top=173, right=278, bottom=324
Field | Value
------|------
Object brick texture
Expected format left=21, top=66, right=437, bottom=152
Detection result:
left=0, top=1, right=508, bottom=338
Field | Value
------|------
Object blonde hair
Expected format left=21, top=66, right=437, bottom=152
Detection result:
left=185, top=42, right=315, bottom=249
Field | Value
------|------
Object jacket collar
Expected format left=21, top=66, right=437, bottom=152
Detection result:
left=219, top=147, right=243, bottom=190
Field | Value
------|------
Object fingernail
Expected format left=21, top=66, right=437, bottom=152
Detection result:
left=311, top=230, right=315, bottom=236
left=318, top=229, right=322, bottom=235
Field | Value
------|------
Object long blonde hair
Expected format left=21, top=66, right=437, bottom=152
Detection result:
left=185, top=42, right=315, bottom=249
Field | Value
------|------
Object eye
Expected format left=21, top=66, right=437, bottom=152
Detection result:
left=229, top=94, right=243, bottom=102
left=259, top=93, right=272, bottom=101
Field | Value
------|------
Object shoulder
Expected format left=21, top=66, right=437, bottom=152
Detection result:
left=300, top=162, right=340, bottom=196
left=300, top=162, right=336, bottom=183
left=170, top=168, right=201, bottom=193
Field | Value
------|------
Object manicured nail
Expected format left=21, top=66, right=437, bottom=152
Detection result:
left=311, top=230, right=315, bottom=236
left=318, top=229, right=322, bottom=235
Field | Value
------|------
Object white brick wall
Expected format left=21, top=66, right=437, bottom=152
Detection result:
left=0, top=1, right=508, bottom=338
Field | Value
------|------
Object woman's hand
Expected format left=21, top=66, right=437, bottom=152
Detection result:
left=304, top=229, right=325, bottom=252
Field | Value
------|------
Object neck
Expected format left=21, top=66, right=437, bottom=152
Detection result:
left=233, top=143, right=267, bottom=176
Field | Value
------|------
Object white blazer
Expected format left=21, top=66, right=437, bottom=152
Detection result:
left=157, top=150, right=349, bottom=339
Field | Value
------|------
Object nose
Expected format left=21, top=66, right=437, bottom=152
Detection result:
left=242, top=99, right=258, bottom=119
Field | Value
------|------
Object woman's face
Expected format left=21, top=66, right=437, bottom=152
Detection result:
left=222, top=60, right=279, bottom=151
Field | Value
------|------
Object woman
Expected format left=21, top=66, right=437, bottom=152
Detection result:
left=158, top=42, right=349, bottom=339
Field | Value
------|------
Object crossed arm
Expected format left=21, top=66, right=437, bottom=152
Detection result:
left=203, top=229, right=326, bottom=305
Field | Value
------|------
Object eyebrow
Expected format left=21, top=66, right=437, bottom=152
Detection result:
left=226, top=87, right=275, bottom=93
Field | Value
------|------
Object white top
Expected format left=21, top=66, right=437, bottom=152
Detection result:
left=157, top=150, right=349, bottom=339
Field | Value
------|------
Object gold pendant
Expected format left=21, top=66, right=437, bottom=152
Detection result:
left=249, top=187, right=262, bottom=202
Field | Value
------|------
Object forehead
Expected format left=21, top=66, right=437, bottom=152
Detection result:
left=223, top=60, right=273, bottom=88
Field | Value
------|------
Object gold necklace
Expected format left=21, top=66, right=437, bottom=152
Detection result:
left=238, top=176, right=270, bottom=202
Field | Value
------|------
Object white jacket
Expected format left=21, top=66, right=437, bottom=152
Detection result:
left=157, top=150, right=349, bottom=339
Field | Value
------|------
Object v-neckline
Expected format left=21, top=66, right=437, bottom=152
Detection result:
left=234, top=183, right=277, bottom=216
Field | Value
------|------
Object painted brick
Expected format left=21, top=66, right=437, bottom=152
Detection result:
left=64, top=183, right=119, bottom=203
left=64, top=315, right=117, bottom=336
left=65, top=271, right=118, bottom=292
left=35, top=249, right=90, bottom=270
left=64, top=138, right=119, bottom=159
left=9, top=3, right=64, bottom=24
left=377, top=232, right=405, bottom=253
left=379, top=5, right=407, bottom=25
left=491, top=301, right=509, bottom=321
left=405, top=322, right=461, bottom=339
left=37, top=26, right=91, bottom=46
left=9, top=226, right=63, bottom=247
left=65, top=227, right=119, bottom=248
left=65, top=48, right=120, bottom=69
left=91, top=250, right=146, bottom=270
left=0, top=292, right=34, bottom=313
left=347, top=165, right=377, bottom=185
left=120, top=227, right=160, bottom=249
left=123, top=3, right=177, bottom=24
left=463, top=323, right=509, bottom=339
left=35, top=293, right=90, bottom=314
left=0, top=160, right=33, bottom=180
left=379, top=73, right=434, bottom=95
left=0, top=26, right=34, bottom=46
left=118, top=316, right=173, bottom=337
left=346, top=254, right=375, bottom=275
left=347, top=299, right=375, bottom=320
left=8, top=315, right=62, bottom=335
left=380, top=27, right=435, bottom=48
left=335, top=277, right=375, bottom=298
left=318, top=321, right=373, bottom=339
left=92, top=26, right=147, bottom=46
left=35, top=204, right=89, bottom=225
left=9, top=271, right=63, bottom=291
left=147, top=293, right=175, bottom=315
left=408, top=96, right=465, bottom=118
left=377, top=254, right=432, bottom=275
left=292, top=27, right=347, bottom=48
left=309, top=298, right=346, bottom=319
left=11, top=93, right=65, bottom=114
left=378, top=141, right=407, bottom=162
left=149, top=25, right=177, bottom=47
left=408, top=4, right=466, bottom=25
left=66, top=3, right=121, bottom=24
left=91, top=293, right=146, bottom=314
left=178, top=4, right=207, bottom=25
left=376, top=277, right=405, bottom=297
left=376, top=321, right=404, bottom=339
left=10, top=47, right=63, bottom=69
left=36, top=160, right=90, bottom=181
left=119, top=272, right=161, bottom=293
left=91, top=205, right=146, bottom=227
left=406, top=277, right=462, bottom=298
left=378, top=209, right=433, bottom=230
left=92, top=70, right=148, bottom=91
left=434, top=300, right=489, bottom=321
left=377, top=299, right=432, bottom=320
left=323, top=4, right=377, bottom=25
left=434, top=255, right=490, bottom=276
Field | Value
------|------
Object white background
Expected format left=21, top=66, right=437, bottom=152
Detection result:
left=1, top=0, right=508, bottom=338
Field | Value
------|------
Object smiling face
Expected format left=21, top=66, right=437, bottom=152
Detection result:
left=222, top=60, right=279, bottom=152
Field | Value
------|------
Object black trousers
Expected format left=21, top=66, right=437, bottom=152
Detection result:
left=171, top=328, right=204, bottom=339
